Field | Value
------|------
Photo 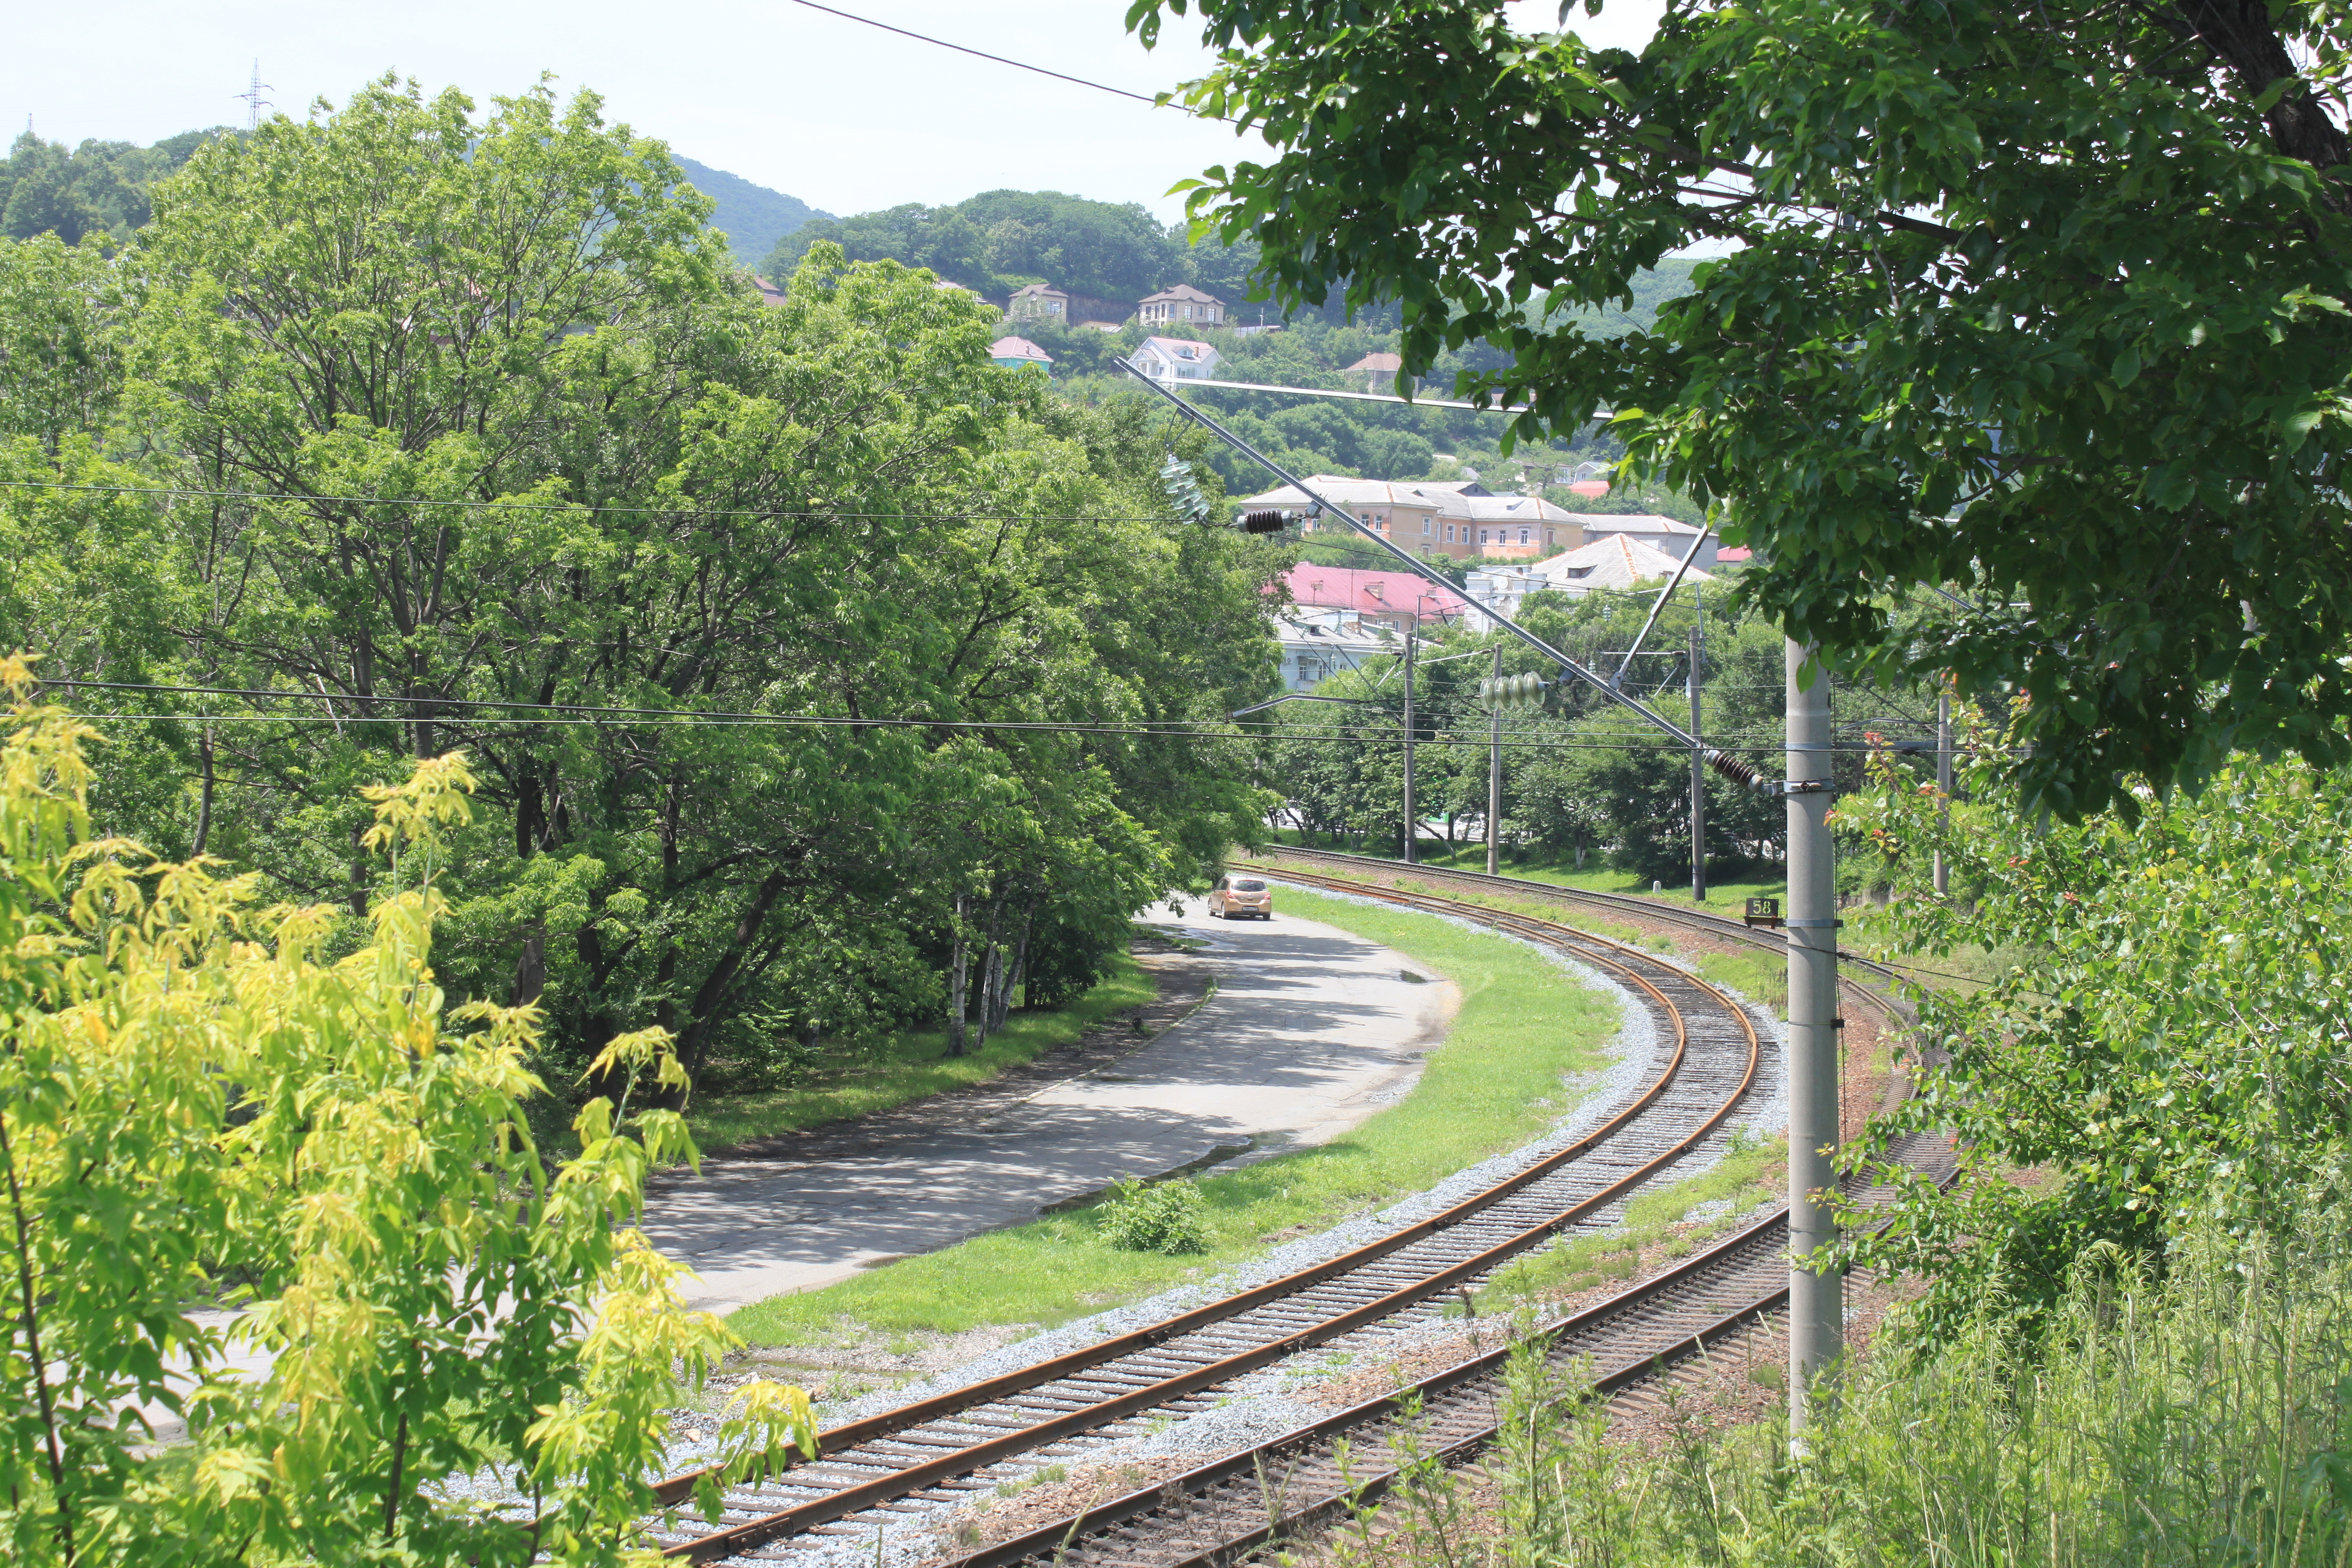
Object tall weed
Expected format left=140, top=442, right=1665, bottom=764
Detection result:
left=1326, top=1214, right=2352, bottom=1566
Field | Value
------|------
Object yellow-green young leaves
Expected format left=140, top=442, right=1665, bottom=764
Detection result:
left=0, top=660, right=815, bottom=1567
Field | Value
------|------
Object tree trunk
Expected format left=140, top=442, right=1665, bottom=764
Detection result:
left=972, top=897, right=1004, bottom=1052
left=347, top=820, right=370, bottom=917
left=512, top=917, right=545, bottom=1006
left=193, top=725, right=215, bottom=856
left=674, top=868, right=793, bottom=1083
left=997, top=905, right=1033, bottom=1031
left=945, top=893, right=970, bottom=1058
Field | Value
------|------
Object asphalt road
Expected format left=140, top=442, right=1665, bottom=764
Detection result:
left=638, top=893, right=1461, bottom=1317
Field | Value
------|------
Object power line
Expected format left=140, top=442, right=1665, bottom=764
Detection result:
left=782, top=0, right=1226, bottom=120
left=40, top=682, right=1947, bottom=755
left=0, top=479, right=1187, bottom=526
left=60, top=711, right=1931, bottom=757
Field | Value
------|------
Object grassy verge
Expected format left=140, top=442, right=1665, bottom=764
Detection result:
left=1277, top=859, right=1792, bottom=1019
left=728, top=885, right=1622, bottom=1345
left=684, top=954, right=1158, bottom=1153
left=1266, top=828, right=1789, bottom=910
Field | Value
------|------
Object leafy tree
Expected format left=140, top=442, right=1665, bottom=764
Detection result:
left=1134, top=0, right=2352, bottom=815
left=1840, top=736, right=2352, bottom=1333
left=0, top=237, right=122, bottom=450
left=0, top=670, right=814, bottom=1567
left=0, top=75, right=1284, bottom=1102
left=0, top=130, right=224, bottom=243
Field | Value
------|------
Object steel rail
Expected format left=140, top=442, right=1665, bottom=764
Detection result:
left=942, top=1144, right=1947, bottom=1568
left=1243, top=842, right=1910, bottom=993
left=642, top=915, right=1704, bottom=1516
left=940, top=1204, right=1805, bottom=1568
left=642, top=885, right=1769, bottom=1563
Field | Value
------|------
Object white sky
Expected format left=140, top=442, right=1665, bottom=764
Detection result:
left=6, top=0, right=1664, bottom=221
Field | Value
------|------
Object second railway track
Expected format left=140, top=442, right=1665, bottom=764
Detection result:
left=641, top=877, right=1809, bottom=1565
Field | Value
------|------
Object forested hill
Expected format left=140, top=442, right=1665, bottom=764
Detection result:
left=674, top=156, right=832, bottom=268
left=767, top=187, right=1701, bottom=339
left=0, top=129, right=828, bottom=267
left=767, top=188, right=1262, bottom=313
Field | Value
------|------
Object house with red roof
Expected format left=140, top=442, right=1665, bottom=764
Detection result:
left=1281, top=562, right=1468, bottom=633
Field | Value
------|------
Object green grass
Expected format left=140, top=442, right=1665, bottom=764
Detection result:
left=1258, top=855, right=1794, bottom=1020
left=1265, top=828, right=1789, bottom=911
left=683, top=954, right=1158, bottom=1153
left=727, top=885, right=1623, bottom=1344
left=1475, top=1132, right=1785, bottom=1310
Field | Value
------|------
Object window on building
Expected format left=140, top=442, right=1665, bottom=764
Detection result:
left=1520, top=528, right=1532, bottom=544
left=1422, top=518, right=1432, bottom=535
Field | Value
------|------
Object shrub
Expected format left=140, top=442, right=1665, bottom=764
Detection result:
left=0, top=670, right=816, bottom=1567
left=1097, top=1176, right=1209, bottom=1254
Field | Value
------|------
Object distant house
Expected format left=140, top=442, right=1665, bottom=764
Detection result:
left=1236, top=476, right=1568, bottom=562
left=1281, top=562, right=1468, bottom=633
left=1345, top=351, right=1404, bottom=391
left=989, top=336, right=1055, bottom=372
left=1449, top=494, right=1587, bottom=560
left=1276, top=608, right=1396, bottom=691
left=1132, top=336, right=1222, bottom=382
left=1573, top=514, right=1717, bottom=569
left=1138, top=284, right=1225, bottom=327
left=1466, top=535, right=1716, bottom=629
left=1006, top=283, right=1070, bottom=324
left=751, top=275, right=787, bottom=308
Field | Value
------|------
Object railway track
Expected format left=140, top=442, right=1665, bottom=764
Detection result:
left=641, top=880, right=1791, bottom=1565
left=940, top=1131, right=1949, bottom=1568
left=1242, top=843, right=1911, bottom=996
left=913, top=874, right=1943, bottom=1568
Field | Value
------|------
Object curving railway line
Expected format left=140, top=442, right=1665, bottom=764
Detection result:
left=641, top=872, right=1934, bottom=1568
left=1242, top=843, right=1911, bottom=993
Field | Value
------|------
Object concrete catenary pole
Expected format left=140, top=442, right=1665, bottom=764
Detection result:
left=1688, top=601, right=1708, bottom=902
left=1784, top=638, right=1842, bottom=1441
left=1402, top=632, right=1417, bottom=865
left=1933, top=685, right=1953, bottom=895
left=1486, top=644, right=1503, bottom=876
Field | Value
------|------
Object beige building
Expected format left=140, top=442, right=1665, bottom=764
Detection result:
left=1138, top=284, right=1225, bottom=327
left=1344, top=350, right=1404, bottom=391
left=1006, top=283, right=1070, bottom=323
left=1235, top=476, right=1587, bottom=562
left=1448, top=494, right=1587, bottom=559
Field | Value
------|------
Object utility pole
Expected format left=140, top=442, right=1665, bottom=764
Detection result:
left=1486, top=645, right=1503, bottom=875
left=1688, top=596, right=1707, bottom=902
left=1784, top=640, right=1842, bottom=1443
left=1401, top=632, right=1417, bottom=865
left=1933, top=685, right=1953, bottom=895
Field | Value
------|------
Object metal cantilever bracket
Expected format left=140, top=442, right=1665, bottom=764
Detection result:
left=1767, top=779, right=1838, bottom=797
